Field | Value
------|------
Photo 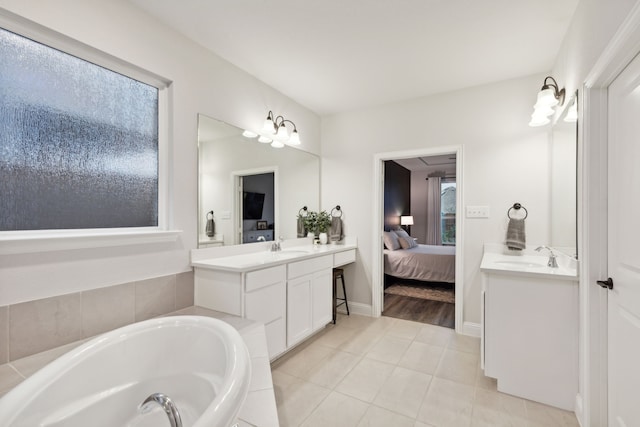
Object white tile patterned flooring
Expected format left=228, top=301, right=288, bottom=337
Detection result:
left=271, top=314, right=579, bottom=427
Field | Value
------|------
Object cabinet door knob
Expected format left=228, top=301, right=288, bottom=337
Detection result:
left=596, top=277, right=614, bottom=290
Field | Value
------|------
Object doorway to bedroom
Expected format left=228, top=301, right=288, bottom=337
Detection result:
left=379, top=153, right=459, bottom=329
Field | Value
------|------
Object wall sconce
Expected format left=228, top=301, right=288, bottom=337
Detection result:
left=400, top=215, right=414, bottom=232
left=529, top=76, right=565, bottom=127
left=241, top=110, right=301, bottom=148
left=564, top=96, right=578, bottom=123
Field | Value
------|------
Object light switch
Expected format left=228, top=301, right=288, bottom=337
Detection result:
left=221, top=210, right=231, bottom=220
left=466, top=205, right=490, bottom=218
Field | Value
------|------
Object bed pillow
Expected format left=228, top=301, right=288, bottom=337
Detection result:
left=393, top=228, right=418, bottom=249
left=383, top=231, right=401, bottom=250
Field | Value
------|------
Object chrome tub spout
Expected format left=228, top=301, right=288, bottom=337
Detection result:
left=140, top=393, right=182, bottom=427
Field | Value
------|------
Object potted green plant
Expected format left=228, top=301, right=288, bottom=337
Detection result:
left=303, top=211, right=318, bottom=238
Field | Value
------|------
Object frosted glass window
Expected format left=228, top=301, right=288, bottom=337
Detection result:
left=0, top=27, right=159, bottom=231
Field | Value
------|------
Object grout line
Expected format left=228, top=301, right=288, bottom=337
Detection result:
left=5, top=306, right=10, bottom=365
left=8, top=363, right=26, bottom=380
left=274, top=313, right=579, bottom=427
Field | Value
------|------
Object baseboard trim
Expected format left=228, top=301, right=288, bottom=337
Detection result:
left=575, top=393, right=584, bottom=427
left=337, top=302, right=372, bottom=317
left=462, top=321, right=481, bottom=337
left=338, top=305, right=481, bottom=333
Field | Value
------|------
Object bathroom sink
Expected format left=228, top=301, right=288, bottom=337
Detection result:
left=0, top=316, right=251, bottom=427
left=494, top=260, right=544, bottom=268
left=480, top=250, right=579, bottom=280
left=279, top=249, right=313, bottom=255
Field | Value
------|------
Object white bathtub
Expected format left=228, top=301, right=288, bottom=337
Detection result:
left=0, top=316, right=251, bottom=426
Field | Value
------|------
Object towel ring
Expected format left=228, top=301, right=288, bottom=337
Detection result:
left=507, top=203, right=528, bottom=220
left=298, top=206, right=308, bottom=216
left=331, top=205, right=343, bottom=218
left=206, top=211, right=214, bottom=220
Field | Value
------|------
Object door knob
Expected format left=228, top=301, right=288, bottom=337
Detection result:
left=597, top=277, right=614, bottom=290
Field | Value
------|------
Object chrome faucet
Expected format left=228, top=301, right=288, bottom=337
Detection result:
left=140, top=393, right=182, bottom=427
left=271, top=236, right=283, bottom=252
left=535, top=246, right=558, bottom=268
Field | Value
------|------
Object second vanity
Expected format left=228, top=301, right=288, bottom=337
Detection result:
left=480, top=244, right=579, bottom=411
left=191, top=238, right=357, bottom=360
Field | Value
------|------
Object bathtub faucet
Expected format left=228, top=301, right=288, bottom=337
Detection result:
left=140, top=393, right=182, bottom=427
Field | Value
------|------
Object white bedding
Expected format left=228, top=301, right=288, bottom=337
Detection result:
left=384, top=244, right=455, bottom=283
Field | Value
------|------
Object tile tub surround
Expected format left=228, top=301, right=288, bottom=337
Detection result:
left=0, top=306, right=279, bottom=426
left=272, top=314, right=580, bottom=427
left=0, top=271, right=194, bottom=362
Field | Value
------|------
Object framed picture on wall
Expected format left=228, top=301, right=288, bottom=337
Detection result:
left=257, top=220, right=267, bottom=230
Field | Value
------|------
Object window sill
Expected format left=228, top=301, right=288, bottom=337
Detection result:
left=0, top=229, right=183, bottom=255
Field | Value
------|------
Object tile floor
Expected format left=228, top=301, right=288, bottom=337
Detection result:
left=271, top=314, right=579, bottom=427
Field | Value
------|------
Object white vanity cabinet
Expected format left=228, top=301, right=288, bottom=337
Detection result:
left=286, top=255, right=333, bottom=347
left=194, top=265, right=287, bottom=359
left=245, top=266, right=287, bottom=358
left=482, top=269, right=578, bottom=410
left=193, top=243, right=357, bottom=361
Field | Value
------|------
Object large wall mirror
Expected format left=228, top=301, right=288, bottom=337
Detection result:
left=550, top=91, right=578, bottom=257
left=197, top=114, right=320, bottom=247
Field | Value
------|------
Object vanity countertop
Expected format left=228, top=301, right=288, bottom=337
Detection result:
left=480, top=247, right=578, bottom=281
left=192, top=240, right=357, bottom=273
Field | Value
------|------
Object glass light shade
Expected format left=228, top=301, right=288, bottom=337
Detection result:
left=271, top=140, right=285, bottom=148
left=533, top=104, right=555, bottom=118
left=288, top=129, right=301, bottom=145
left=276, top=124, right=289, bottom=140
left=535, top=88, right=559, bottom=108
left=528, top=113, right=550, bottom=127
left=400, top=215, right=414, bottom=226
left=262, top=117, right=276, bottom=134
left=242, top=130, right=258, bottom=138
left=564, top=101, right=578, bottom=122
left=258, top=135, right=272, bottom=143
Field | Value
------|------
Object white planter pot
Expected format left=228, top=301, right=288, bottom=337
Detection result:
left=318, top=232, right=328, bottom=244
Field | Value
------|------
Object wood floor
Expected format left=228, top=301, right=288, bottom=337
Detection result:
left=382, top=277, right=455, bottom=329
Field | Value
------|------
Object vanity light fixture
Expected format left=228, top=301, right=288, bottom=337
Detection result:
left=261, top=110, right=302, bottom=147
left=564, top=96, right=578, bottom=123
left=242, top=110, right=302, bottom=148
left=529, top=76, right=565, bottom=127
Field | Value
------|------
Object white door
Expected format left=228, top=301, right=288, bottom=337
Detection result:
left=607, top=51, right=640, bottom=426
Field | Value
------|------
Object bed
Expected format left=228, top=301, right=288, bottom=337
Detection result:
left=384, top=244, right=456, bottom=283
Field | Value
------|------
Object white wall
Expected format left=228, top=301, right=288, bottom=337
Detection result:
left=552, top=0, right=638, bottom=103
left=321, top=74, right=552, bottom=325
left=0, top=0, right=321, bottom=305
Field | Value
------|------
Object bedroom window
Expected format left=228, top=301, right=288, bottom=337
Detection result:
left=0, top=25, right=162, bottom=232
left=441, top=180, right=456, bottom=245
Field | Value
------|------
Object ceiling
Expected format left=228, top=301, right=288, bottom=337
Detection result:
left=394, top=154, right=456, bottom=173
left=129, top=0, right=579, bottom=116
